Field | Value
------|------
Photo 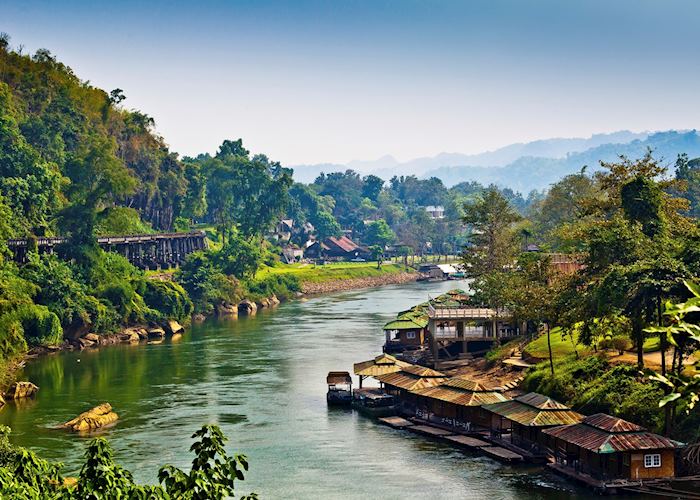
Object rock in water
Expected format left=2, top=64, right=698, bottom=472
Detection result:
left=5, top=381, right=39, bottom=400
left=84, top=333, right=100, bottom=342
left=238, top=299, right=257, bottom=315
left=147, top=327, right=166, bottom=338
left=215, top=302, right=238, bottom=317
left=62, top=403, right=119, bottom=432
left=164, top=320, right=184, bottom=335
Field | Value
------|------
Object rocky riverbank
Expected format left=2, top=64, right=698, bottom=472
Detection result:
left=300, top=271, right=418, bottom=295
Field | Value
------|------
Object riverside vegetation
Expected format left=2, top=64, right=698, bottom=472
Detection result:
left=467, top=154, right=700, bottom=445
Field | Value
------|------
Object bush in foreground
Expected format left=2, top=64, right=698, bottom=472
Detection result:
left=0, top=425, right=256, bottom=499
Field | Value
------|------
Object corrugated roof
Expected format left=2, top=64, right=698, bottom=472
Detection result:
left=412, top=385, right=508, bottom=407
left=353, top=354, right=411, bottom=376
left=482, top=399, right=583, bottom=427
left=582, top=413, right=644, bottom=433
left=325, top=236, right=359, bottom=253
left=515, top=392, right=571, bottom=410
left=401, top=365, right=446, bottom=378
left=383, top=319, right=425, bottom=330
left=543, top=421, right=680, bottom=454
left=441, top=376, right=488, bottom=392
left=327, top=371, right=352, bottom=385
left=376, top=371, right=448, bottom=391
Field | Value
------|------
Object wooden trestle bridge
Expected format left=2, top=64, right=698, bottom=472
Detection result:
left=7, top=231, right=208, bottom=270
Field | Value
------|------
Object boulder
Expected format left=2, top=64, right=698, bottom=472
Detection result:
left=121, top=329, right=140, bottom=343
left=164, top=320, right=184, bottom=335
left=5, top=381, right=39, bottom=400
left=62, top=403, right=118, bottom=432
left=78, top=337, right=95, bottom=348
left=147, top=327, right=166, bottom=338
left=256, top=298, right=270, bottom=309
left=137, top=328, right=149, bottom=340
left=269, top=294, right=281, bottom=306
left=84, top=333, right=100, bottom=342
left=238, top=299, right=257, bottom=315
left=192, top=313, right=207, bottom=323
left=0, top=394, right=5, bottom=408
left=216, top=302, right=238, bottom=317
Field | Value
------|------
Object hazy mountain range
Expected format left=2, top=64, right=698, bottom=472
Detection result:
left=290, top=130, right=700, bottom=192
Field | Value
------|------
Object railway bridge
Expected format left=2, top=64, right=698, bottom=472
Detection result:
left=7, top=231, right=208, bottom=270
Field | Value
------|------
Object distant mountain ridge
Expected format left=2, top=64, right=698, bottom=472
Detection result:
left=290, top=130, right=649, bottom=183
left=290, top=130, right=699, bottom=192
left=425, top=130, right=700, bottom=192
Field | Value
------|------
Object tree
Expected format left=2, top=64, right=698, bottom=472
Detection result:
left=369, top=245, right=384, bottom=269
left=675, top=153, right=700, bottom=218
left=461, top=188, right=521, bottom=279
left=361, top=174, right=384, bottom=202
left=364, top=219, right=395, bottom=248
left=203, top=140, right=292, bottom=243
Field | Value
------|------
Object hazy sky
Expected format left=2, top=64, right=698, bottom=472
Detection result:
left=3, top=0, right=700, bottom=165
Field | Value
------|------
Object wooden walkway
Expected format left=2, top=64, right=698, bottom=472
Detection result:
left=481, top=446, right=524, bottom=463
left=377, top=416, right=414, bottom=429
left=443, top=435, right=490, bottom=449
left=383, top=418, right=526, bottom=464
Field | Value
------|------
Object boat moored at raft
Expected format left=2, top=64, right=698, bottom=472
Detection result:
left=326, top=371, right=353, bottom=406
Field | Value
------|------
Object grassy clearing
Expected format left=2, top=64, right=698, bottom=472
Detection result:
left=256, top=261, right=412, bottom=284
left=523, top=329, right=591, bottom=359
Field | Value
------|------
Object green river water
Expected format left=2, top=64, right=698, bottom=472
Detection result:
left=1, top=280, right=628, bottom=499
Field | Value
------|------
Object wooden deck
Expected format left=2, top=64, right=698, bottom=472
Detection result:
left=377, top=416, right=414, bottom=429
left=410, top=425, right=455, bottom=437
left=443, top=435, right=490, bottom=449
left=480, top=446, right=523, bottom=463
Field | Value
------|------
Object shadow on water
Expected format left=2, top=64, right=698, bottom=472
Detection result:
left=0, top=280, right=649, bottom=499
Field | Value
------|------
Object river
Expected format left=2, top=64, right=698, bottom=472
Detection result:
left=2, top=280, right=611, bottom=499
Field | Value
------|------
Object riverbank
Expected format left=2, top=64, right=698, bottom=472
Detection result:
left=300, top=270, right=418, bottom=294
left=1, top=270, right=420, bottom=391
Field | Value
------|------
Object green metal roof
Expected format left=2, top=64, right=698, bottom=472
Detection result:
left=383, top=317, right=427, bottom=330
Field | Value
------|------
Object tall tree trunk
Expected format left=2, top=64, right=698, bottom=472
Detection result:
left=658, top=295, right=666, bottom=376
left=633, top=313, right=644, bottom=370
left=546, top=323, right=554, bottom=375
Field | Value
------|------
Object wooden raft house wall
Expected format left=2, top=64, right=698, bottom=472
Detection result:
left=541, top=413, right=682, bottom=481
left=409, top=376, right=509, bottom=430
left=481, top=392, right=584, bottom=451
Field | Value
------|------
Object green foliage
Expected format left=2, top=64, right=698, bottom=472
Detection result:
left=621, top=175, right=664, bottom=238
left=20, top=254, right=101, bottom=332
left=16, top=304, right=63, bottom=346
left=243, top=274, right=300, bottom=302
left=159, top=425, right=256, bottom=500
left=523, top=355, right=665, bottom=432
left=142, top=280, right=193, bottom=322
left=461, top=188, right=521, bottom=279
left=95, top=206, right=153, bottom=236
left=216, top=233, right=263, bottom=279
left=0, top=424, right=256, bottom=499
left=364, top=219, right=395, bottom=247
left=176, top=252, right=242, bottom=314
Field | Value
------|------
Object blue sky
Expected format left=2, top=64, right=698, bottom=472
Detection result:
left=2, top=0, right=699, bottom=164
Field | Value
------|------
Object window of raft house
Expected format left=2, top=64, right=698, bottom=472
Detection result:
left=407, top=331, right=416, bottom=339
left=644, top=454, right=661, bottom=468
